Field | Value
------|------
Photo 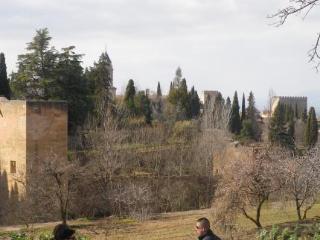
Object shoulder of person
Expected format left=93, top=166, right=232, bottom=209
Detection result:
left=204, top=235, right=222, bottom=240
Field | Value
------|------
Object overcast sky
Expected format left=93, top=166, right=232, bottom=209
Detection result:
left=1, top=0, right=319, bottom=111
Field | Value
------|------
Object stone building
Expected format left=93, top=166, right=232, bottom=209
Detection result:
left=271, top=96, right=307, bottom=117
left=0, top=99, right=68, bottom=196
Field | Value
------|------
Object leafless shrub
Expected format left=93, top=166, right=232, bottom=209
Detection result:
left=277, top=145, right=320, bottom=220
left=212, top=146, right=286, bottom=229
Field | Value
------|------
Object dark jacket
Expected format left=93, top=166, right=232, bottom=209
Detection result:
left=198, top=229, right=222, bottom=240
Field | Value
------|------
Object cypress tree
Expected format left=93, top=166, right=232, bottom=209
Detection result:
left=229, top=91, right=241, bottom=134
left=305, top=107, right=318, bottom=148
left=241, top=93, right=246, bottom=122
left=189, top=86, right=200, bottom=118
left=157, top=82, right=162, bottom=97
left=178, top=78, right=189, bottom=119
left=144, top=92, right=152, bottom=125
left=269, top=104, right=285, bottom=143
left=124, top=79, right=136, bottom=115
left=245, top=91, right=260, bottom=140
left=0, top=53, right=11, bottom=99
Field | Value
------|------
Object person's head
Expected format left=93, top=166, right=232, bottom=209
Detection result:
left=195, top=217, right=210, bottom=237
left=53, top=224, right=75, bottom=240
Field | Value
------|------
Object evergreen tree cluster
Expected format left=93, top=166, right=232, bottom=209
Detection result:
left=269, top=104, right=295, bottom=149
left=123, top=79, right=152, bottom=125
left=168, top=68, right=200, bottom=120
left=8, top=28, right=113, bottom=134
left=228, top=91, right=261, bottom=141
left=305, top=107, right=318, bottom=148
left=268, top=100, right=318, bottom=149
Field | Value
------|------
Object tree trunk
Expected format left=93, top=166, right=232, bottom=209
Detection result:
left=295, top=197, right=302, bottom=220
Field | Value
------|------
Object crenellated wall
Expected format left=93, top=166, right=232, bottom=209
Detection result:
left=271, top=96, right=307, bottom=117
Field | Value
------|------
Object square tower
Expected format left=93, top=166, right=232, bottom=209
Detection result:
left=0, top=99, right=67, bottom=196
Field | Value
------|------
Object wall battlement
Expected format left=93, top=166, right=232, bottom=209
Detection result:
left=271, top=96, right=307, bottom=117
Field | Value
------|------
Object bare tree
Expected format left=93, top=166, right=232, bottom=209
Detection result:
left=278, top=146, right=320, bottom=220
left=213, top=146, right=283, bottom=228
left=42, top=155, right=79, bottom=224
left=270, top=0, right=320, bottom=69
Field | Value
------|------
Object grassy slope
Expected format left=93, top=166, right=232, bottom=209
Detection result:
left=1, top=203, right=320, bottom=239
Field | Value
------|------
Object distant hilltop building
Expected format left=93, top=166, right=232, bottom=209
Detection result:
left=0, top=98, right=68, bottom=196
left=271, top=96, right=307, bottom=117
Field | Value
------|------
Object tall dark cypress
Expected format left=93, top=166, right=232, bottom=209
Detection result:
left=0, top=53, right=11, bottom=99
left=305, top=107, right=318, bottom=148
left=157, top=82, right=162, bottom=97
left=241, top=93, right=246, bottom=122
left=144, top=92, right=152, bottom=125
left=229, top=91, right=241, bottom=134
left=124, top=79, right=136, bottom=115
left=189, top=86, right=200, bottom=118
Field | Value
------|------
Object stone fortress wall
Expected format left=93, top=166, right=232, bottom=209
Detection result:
left=271, top=96, right=307, bottom=117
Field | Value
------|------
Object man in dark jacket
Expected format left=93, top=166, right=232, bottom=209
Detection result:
left=196, top=217, right=221, bottom=240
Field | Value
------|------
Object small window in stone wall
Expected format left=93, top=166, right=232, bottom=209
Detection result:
left=10, top=161, right=16, bottom=174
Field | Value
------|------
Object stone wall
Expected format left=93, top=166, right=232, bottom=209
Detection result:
left=0, top=100, right=27, bottom=194
left=26, top=101, right=68, bottom=179
left=271, top=96, right=307, bottom=117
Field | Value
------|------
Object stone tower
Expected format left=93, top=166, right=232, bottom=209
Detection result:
left=0, top=99, right=68, bottom=196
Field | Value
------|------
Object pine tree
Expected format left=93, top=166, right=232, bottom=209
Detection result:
left=11, top=28, right=57, bottom=99
left=229, top=91, right=241, bottom=134
left=124, top=79, right=136, bottom=115
left=305, top=107, right=318, bottom=148
left=0, top=53, right=11, bottom=99
left=157, top=82, right=162, bottom=97
left=54, top=46, right=90, bottom=134
left=241, top=93, right=246, bottom=122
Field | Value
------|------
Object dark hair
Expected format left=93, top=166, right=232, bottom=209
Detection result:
left=197, top=217, right=210, bottom=230
left=53, top=224, right=75, bottom=240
